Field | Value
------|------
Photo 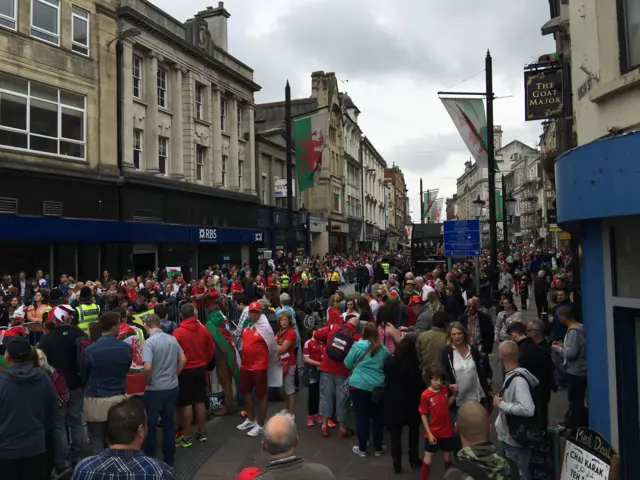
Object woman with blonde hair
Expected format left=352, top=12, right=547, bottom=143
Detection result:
left=275, top=310, right=297, bottom=417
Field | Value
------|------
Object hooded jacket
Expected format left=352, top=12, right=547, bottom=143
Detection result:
left=0, top=363, right=58, bottom=459
left=173, top=317, right=215, bottom=370
left=443, top=443, right=521, bottom=480
left=495, top=367, right=539, bottom=447
left=344, top=339, right=389, bottom=392
left=558, top=324, right=587, bottom=376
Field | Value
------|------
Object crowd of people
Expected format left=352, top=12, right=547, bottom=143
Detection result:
left=0, top=246, right=584, bottom=480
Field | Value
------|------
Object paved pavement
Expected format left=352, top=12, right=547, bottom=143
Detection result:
left=174, top=284, right=567, bottom=480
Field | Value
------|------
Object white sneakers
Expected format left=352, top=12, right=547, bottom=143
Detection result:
left=237, top=419, right=255, bottom=431
left=237, top=418, right=263, bottom=437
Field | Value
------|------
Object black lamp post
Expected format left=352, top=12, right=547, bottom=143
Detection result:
left=299, top=204, right=309, bottom=257
left=472, top=195, right=486, bottom=220
left=505, top=194, right=516, bottom=247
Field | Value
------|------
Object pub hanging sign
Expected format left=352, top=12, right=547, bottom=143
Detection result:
left=524, top=68, right=563, bottom=121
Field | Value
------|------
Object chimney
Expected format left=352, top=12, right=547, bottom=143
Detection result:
left=310, top=71, right=325, bottom=98
left=198, top=2, right=230, bottom=52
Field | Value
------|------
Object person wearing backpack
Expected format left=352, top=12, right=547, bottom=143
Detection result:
left=443, top=401, right=523, bottom=480
left=314, top=314, right=361, bottom=438
left=493, top=341, right=540, bottom=480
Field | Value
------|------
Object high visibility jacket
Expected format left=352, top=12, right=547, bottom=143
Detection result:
left=281, top=275, right=290, bottom=288
left=76, top=303, right=101, bottom=331
left=382, top=263, right=390, bottom=275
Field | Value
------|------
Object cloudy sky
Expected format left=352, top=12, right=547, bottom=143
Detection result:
left=155, top=0, right=554, bottom=221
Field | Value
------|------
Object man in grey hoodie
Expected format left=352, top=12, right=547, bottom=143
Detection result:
left=493, top=340, right=538, bottom=480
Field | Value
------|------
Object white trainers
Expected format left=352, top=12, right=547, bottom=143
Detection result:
left=374, top=445, right=388, bottom=457
left=352, top=445, right=367, bottom=457
left=237, top=419, right=256, bottom=431
left=247, top=424, right=263, bottom=437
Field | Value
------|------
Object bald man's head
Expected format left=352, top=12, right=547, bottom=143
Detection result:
left=499, top=340, right=519, bottom=365
left=262, top=414, right=298, bottom=457
left=456, top=401, right=490, bottom=446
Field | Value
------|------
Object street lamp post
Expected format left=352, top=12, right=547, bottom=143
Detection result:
left=300, top=204, right=309, bottom=257
left=505, top=193, right=517, bottom=246
left=472, top=195, right=486, bottom=297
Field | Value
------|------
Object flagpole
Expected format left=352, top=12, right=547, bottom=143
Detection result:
left=285, top=80, right=294, bottom=257
left=486, top=50, right=499, bottom=306
left=420, top=178, right=425, bottom=224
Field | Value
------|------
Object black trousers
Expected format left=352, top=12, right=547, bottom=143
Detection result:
left=0, top=452, right=50, bottom=480
left=566, top=374, right=588, bottom=429
left=308, top=382, right=320, bottom=416
left=535, top=295, right=548, bottom=320
left=389, top=424, right=420, bottom=468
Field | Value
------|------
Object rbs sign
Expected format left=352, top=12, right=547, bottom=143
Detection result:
left=199, top=228, right=218, bottom=242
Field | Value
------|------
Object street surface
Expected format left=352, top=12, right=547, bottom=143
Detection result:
left=172, top=283, right=567, bottom=479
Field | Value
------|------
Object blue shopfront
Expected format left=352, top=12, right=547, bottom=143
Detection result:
left=556, top=131, right=640, bottom=479
left=0, top=216, right=264, bottom=282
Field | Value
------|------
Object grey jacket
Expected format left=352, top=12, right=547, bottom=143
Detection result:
left=256, top=457, right=335, bottom=480
left=559, top=325, right=587, bottom=376
left=495, top=367, right=538, bottom=447
left=413, top=308, right=435, bottom=333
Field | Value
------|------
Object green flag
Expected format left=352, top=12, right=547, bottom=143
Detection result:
left=293, top=111, right=328, bottom=192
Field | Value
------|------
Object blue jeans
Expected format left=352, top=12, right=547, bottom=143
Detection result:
left=318, top=372, right=349, bottom=422
left=53, top=388, right=85, bottom=470
left=502, top=442, right=531, bottom=480
left=143, top=387, right=179, bottom=465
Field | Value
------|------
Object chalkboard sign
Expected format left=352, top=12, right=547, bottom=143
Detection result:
left=560, top=427, right=619, bottom=480
left=530, top=427, right=560, bottom=480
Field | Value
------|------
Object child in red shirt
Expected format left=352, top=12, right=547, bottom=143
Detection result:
left=418, top=366, right=456, bottom=480
left=303, top=329, right=325, bottom=426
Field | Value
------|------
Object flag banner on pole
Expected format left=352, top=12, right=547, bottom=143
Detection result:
left=423, top=188, right=439, bottom=222
left=483, top=191, right=503, bottom=221
left=293, top=111, right=328, bottom=192
left=440, top=97, right=497, bottom=170
left=434, top=198, right=444, bottom=222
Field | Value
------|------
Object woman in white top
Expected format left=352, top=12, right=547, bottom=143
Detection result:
left=442, top=322, right=492, bottom=410
left=494, top=297, right=524, bottom=343
left=342, top=298, right=359, bottom=321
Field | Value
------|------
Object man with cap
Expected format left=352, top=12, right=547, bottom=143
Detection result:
left=39, top=304, right=88, bottom=476
left=0, top=335, right=58, bottom=479
left=75, top=286, right=101, bottom=333
left=236, top=301, right=279, bottom=437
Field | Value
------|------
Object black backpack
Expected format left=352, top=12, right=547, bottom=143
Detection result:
left=455, top=458, right=521, bottom=480
left=499, top=373, right=546, bottom=448
left=325, top=325, right=355, bottom=362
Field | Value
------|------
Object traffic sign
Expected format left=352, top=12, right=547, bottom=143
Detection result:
left=443, top=219, right=481, bottom=256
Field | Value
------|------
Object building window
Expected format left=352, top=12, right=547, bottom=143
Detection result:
left=0, top=0, right=17, bottom=30
left=261, top=175, right=267, bottom=203
left=156, top=68, right=167, bottom=108
left=195, top=144, right=205, bottom=181
left=71, top=6, right=89, bottom=56
left=195, top=84, right=204, bottom=120
left=132, top=56, right=142, bottom=98
left=158, top=136, right=168, bottom=175
left=333, top=187, right=341, bottom=213
left=0, top=72, right=86, bottom=159
left=238, top=159, right=244, bottom=189
left=31, top=0, right=60, bottom=45
left=220, top=98, right=226, bottom=131
left=237, top=106, right=242, bottom=136
left=133, top=129, right=142, bottom=170
left=221, top=155, right=228, bottom=186
left=621, top=0, right=640, bottom=71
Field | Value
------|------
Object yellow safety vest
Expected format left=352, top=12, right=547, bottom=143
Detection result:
left=76, top=303, right=101, bottom=331
left=382, top=263, right=390, bottom=275
left=281, top=275, right=290, bottom=288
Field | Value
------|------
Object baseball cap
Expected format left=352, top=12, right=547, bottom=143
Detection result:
left=5, top=336, right=31, bottom=361
left=51, top=305, right=75, bottom=324
left=237, top=467, right=262, bottom=480
left=249, top=301, right=262, bottom=312
left=1, top=325, right=27, bottom=344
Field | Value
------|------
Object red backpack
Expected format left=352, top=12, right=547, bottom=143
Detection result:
left=325, top=325, right=355, bottom=362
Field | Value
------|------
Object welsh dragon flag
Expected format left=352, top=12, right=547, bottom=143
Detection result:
left=440, top=98, right=498, bottom=171
left=293, top=111, right=328, bottom=192
left=423, top=189, right=439, bottom=223
left=434, top=198, right=444, bottom=222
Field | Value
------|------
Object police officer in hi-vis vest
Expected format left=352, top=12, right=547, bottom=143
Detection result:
left=75, top=286, right=101, bottom=332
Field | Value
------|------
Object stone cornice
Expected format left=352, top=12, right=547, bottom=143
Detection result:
left=118, top=6, right=261, bottom=93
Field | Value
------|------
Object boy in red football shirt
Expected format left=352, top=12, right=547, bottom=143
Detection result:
left=303, top=329, right=325, bottom=426
left=418, top=366, right=456, bottom=480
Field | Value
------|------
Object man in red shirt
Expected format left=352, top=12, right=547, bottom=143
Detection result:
left=314, top=315, right=360, bottom=438
left=236, top=302, right=278, bottom=437
left=173, top=303, right=215, bottom=448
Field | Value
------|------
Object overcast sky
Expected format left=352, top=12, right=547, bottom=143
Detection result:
left=155, top=0, right=554, bottom=221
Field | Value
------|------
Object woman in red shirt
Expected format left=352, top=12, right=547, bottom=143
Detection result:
left=230, top=274, right=244, bottom=295
left=275, top=311, right=297, bottom=417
